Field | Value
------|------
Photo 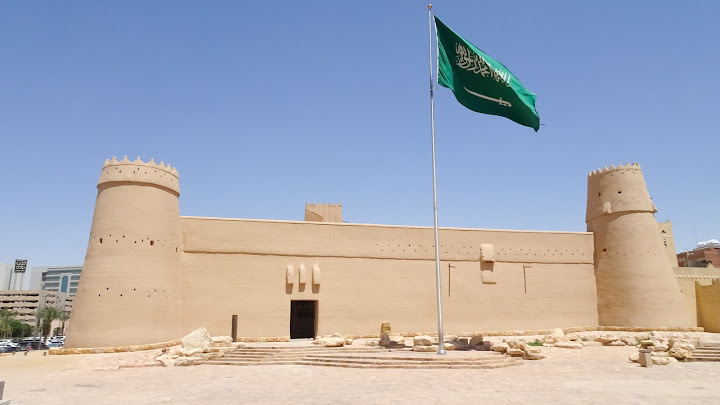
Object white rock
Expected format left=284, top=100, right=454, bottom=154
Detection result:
left=491, top=342, right=509, bottom=353
left=554, top=341, right=584, bottom=349
left=314, top=337, right=345, bottom=347
left=181, top=327, right=212, bottom=351
left=669, top=347, right=692, bottom=360
left=566, top=333, right=580, bottom=341
left=507, top=348, right=525, bottom=357
left=596, top=334, right=619, bottom=344
left=629, top=353, right=639, bottom=363
left=524, top=353, right=545, bottom=360
left=181, top=348, right=203, bottom=357
left=414, top=335, right=433, bottom=346
left=211, top=336, right=233, bottom=344
left=175, top=356, right=204, bottom=366
left=413, top=345, right=438, bottom=352
left=365, top=340, right=379, bottom=346
left=607, top=340, right=627, bottom=346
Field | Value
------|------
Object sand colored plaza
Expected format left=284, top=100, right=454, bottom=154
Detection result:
left=3, top=332, right=720, bottom=404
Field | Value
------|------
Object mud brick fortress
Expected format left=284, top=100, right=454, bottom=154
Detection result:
left=65, top=157, right=720, bottom=348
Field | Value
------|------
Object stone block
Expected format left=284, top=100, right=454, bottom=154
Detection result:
left=413, top=345, right=438, bottom=352
left=380, top=321, right=391, bottom=335
left=414, top=335, right=433, bottom=346
left=491, top=342, right=509, bottom=353
left=469, top=335, right=484, bottom=348
left=181, top=327, right=212, bottom=351
left=553, top=342, right=584, bottom=349
left=507, top=348, right=525, bottom=357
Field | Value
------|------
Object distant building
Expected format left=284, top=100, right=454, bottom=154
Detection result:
left=34, top=265, right=83, bottom=296
left=678, top=241, right=720, bottom=268
left=0, top=290, right=73, bottom=327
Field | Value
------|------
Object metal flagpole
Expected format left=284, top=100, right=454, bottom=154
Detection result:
left=427, top=3, right=446, bottom=355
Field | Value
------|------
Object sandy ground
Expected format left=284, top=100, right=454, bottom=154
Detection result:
left=2, top=334, right=720, bottom=405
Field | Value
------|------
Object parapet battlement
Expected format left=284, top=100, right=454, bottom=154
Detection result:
left=587, top=162, right=641, bottom=178
left=98, top=156, right=180, bottom=195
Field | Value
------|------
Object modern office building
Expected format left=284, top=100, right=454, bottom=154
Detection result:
left=32, top=265, right=83, bottom=296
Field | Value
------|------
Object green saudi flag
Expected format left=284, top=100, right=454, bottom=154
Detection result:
left=435, top=16, right=540, bottom=131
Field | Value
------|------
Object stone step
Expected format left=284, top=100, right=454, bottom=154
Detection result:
left=221, top=353, right=508, bottom=364
left=240, top=345, right=381, bottom=350
left=235, top=348, right=387, bottom=354
left=203, top=359, right=520, bottom=369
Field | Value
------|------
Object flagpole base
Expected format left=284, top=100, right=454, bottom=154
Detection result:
left=437, top=349, right=447, bottom=355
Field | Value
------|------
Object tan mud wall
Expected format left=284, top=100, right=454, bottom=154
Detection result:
left=696, top=281, right=720, bottom=333
left=179, top=217, right=598, bottom=338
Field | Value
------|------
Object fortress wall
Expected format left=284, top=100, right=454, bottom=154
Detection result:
left=179, top=217, right=598, bottom=338
left=696, top=281, right=720, bottom=333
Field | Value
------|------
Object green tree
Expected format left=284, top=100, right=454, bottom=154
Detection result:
left=10, top=319, right=32, bottom=337
left=37, top=306, right=63, bottom=344
left=0, top=309, right=17, bottom=338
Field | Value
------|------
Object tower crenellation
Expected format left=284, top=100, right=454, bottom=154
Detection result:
left=586, top=162, right=655, bottom=222
left=99, top=156, right=179, bottom=195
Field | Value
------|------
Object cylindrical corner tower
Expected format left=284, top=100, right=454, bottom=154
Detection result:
left=65, top=157, right=184, bottom=348
left=586, top=163, right=690, bottom=327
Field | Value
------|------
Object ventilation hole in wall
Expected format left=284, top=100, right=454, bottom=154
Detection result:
left=120, top=294, right=123, bottom=297
left=150, top=241, right=154, bottom=246
left=598, top=193, right=601, bottom=196
left=134, top=241, right=137, bottom=244
left=123, top=235, right=125, bottom=238
left=99, top=238, right=103, bottom=244
left=154, top=289, right=157, bottom=292
left=133, top=288, right=136, bottom=291
left=176, top=248, right=178, bottom=253
left=116, top=240, right=118, bottom=243
left=603, top=249, right=607, bottom=252
left=98, top=294, right=101, bottom=297
left=106, top=287, right=109, bottom=290
left=148, top=295, right=150, bottom=298
left=618, top=191, right=622, bottom=194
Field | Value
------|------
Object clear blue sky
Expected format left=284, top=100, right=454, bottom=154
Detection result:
left=1, top=1, right=718, bottom=269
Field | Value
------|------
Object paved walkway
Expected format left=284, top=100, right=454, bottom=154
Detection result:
left=1, top=337, right=719, bottom=404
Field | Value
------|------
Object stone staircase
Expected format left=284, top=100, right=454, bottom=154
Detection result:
left=203, top=344, right=522, bottom=369
left=689, top=343, right=720, bottom=362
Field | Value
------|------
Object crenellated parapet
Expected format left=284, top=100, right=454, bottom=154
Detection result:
left=586, top=162, right=655, bottom=222
left=99, top=156, right=180, bottom=195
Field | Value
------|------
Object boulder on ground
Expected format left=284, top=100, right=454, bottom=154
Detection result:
left=175, top=356, right=204, bottom=366
left=524, top=353, right=545, bottom=360
left=181, top=327, right=212, bottom=351
left=668, top=347, right=692, bottom=360
left=629, top=353, right=640, bottom=363
left=380, top=334, right=407, bottom=348
left=414, top=335, right=433, bottom=346
left=181, top=347, right=203, bottom=357
left=469, top=335, right=484, bottom=348
left=413, top=345, right=438, bottom=352
left=544, top=328, right=569, bottom=344
left=314, top=337, right=345, bottom=347
left=507, top=348, right=525, bottom=357
left=211, top=336, right=233, bottom=346
left=554, top=341, right=584, bottom=349
left=596, top=334, right=619, bottom=344
left=491, top=342, right=509, bottom=353
left=444, top=337, right=470, bottom=351
left=365, top=340, right=379, bottom=347
left=566, top=333, right=580, bottom=341
left=652, top=356, right=678, bottom=366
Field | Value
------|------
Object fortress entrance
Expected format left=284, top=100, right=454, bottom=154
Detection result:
left=290, top=300, right=317, bottom=339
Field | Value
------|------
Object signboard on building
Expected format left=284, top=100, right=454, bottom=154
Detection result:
left=14, top=259, right=27, bottom=273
